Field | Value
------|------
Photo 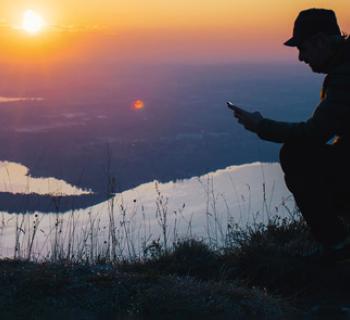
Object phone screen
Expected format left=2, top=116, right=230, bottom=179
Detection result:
left=226, top=102, right=235, bottom=111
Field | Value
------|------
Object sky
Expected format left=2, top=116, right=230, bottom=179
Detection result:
left=0, top=1, right=350, bottom=65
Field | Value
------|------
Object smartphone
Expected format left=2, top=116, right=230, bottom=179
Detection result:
left=226, top=101, right=236, bottom=111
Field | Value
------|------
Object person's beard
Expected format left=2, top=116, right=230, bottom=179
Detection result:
left=308, top=62, right=328, bottom=74
left=308, top=52, right=336, bottom=74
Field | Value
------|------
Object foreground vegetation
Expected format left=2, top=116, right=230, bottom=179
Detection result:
left=2, top=215, right=350, bottom=319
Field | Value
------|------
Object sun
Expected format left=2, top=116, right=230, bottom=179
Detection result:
left=22, top=10, right=45, bottom=35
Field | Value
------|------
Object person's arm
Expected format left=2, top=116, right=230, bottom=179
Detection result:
left=256, top=100, right=332, bottom=143
left=231, top=90, right=350, bottom=144
left=256, top=93, right=349, bottom=144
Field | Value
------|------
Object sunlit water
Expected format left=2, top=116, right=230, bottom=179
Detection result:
left=0, top=161, right=92, bottom=195
left=0, top=162, right=293, bottom=261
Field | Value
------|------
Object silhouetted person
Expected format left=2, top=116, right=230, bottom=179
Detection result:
left=229, top=8, right=350, bottom=260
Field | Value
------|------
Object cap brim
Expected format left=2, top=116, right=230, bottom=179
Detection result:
left=284, top=37, right=299, bottom=47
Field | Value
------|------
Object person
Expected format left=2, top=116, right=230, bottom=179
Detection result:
left=229, top=8, right=350, bottom=260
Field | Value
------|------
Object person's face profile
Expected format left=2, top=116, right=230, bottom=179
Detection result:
left=296, top=35, right=333, bottom=73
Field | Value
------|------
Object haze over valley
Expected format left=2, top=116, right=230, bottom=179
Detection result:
left=0, top=62, right=322, bottom=213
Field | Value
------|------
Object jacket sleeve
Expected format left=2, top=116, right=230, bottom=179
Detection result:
left=256, top=86, right=350, bottom=144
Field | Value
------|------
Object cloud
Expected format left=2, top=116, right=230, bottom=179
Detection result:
left=0, top=96, right=44, bottom=103
left=14, top=121, right=86, bottom=133
left=0, top=19, right=107, bottom=34
left=50, top=23, right=108, bottom=33
left=0, top=20, right=11, bottom=30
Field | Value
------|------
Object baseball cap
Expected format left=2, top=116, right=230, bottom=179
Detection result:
left=284, top=8, right=341, bottom=47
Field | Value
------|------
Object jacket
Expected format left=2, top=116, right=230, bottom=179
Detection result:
left=257, top=41, right=350, bottom=146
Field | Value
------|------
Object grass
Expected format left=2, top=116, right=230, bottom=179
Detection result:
left=0, top=228, right=298, bottom=320
left=2, top=209, right=350, bottom=319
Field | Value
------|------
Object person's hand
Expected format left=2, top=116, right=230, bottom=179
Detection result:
left=229, top=104, right=263, bottom=133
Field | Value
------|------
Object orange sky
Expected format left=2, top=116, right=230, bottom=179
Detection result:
left=0, top=1, right=350, bottom=64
